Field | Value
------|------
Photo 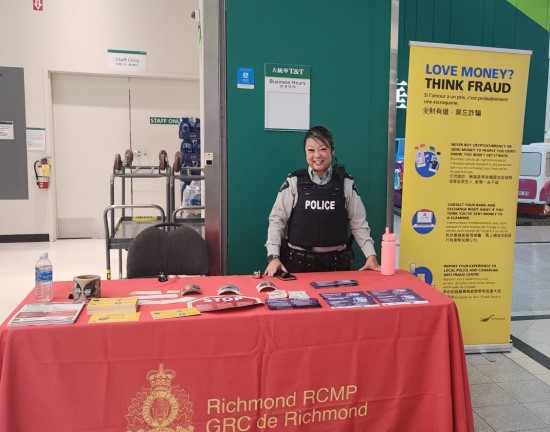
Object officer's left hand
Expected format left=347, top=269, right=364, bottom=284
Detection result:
left=264, top=258, right=287, bottom=277
left=359, top=255, right=381, bottom=271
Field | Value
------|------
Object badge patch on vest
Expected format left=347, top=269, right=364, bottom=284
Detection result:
left=279, top=180, right=290, bottom=192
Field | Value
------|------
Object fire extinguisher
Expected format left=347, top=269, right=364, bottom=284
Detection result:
left=34, top=158, right=51, bottom=189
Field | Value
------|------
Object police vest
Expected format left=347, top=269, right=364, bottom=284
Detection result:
left=287, top=169, right=349, bottom=248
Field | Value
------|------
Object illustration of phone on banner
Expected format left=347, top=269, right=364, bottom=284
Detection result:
left=429, top=154, right=440, bottom=173
left=415, top=149, right=426, bottom=168
left=414, top=144, right=441, bottom=178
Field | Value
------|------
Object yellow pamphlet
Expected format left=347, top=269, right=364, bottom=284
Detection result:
left=150, top=308, right=201, bottom=320
left=88, top=297, right=138, bottom=307
left=88, top=312, right=141, bottom=323
left=86, top=297, right=139, bottom=314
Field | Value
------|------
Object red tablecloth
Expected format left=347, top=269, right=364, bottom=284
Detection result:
left=0, top=270, right=473, bottom=432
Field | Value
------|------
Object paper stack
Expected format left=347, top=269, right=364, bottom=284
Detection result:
left=8, top=302, right=85, bottom=327
left=368, top=288, right=428, bottom=306
left=86, top=297, right=138, bottom=315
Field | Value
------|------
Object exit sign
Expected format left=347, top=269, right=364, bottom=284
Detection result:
left=150, top=117, right=180, bottom=125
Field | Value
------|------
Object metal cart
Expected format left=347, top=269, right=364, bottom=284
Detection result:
left=103, top=150, right=171, bottom=279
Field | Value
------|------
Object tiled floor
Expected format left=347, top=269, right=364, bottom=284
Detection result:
left=511, top=243, right=550, bottom=370
left=1, top=237, right=550, bottom=431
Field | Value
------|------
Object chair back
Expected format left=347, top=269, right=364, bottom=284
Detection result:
left=126, top=223, right=209, bottom=278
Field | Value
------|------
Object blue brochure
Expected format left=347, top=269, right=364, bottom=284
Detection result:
left=320, top=291, right=379, bottom=308
left=265, top=298, right=322, bottom=310
left=368, top=288, right=428, bottom=306
left=310, top=280, right=359, bottom=289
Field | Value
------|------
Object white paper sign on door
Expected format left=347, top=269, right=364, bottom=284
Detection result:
left=264, top=64, right=310, bottom=131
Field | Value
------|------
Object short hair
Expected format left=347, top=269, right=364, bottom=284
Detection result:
left=304, top=125, right=334, bottom=151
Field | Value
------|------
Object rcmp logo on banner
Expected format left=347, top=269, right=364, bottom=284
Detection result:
left=127, top=363, right=195, bottom=432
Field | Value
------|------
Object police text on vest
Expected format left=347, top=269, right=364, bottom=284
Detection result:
left=305, top=200, right=335, bottom=210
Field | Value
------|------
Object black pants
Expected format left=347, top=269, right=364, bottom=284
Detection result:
left=281, top=243, right=354, bottom=273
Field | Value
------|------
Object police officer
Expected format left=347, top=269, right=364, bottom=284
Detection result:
left=264, top=125, right=381, bottom=276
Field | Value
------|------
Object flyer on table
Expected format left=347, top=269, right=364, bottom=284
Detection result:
left=400, top=42, right=531, bottom=346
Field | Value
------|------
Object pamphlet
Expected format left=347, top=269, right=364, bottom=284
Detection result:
left=288, top=290, right=310, bottom=299
left=87, top=297, right=139, bottom=314
left=310, top=280, right=359, bottom=288
left=138, top=297, right=195, bottom=306
left=166, top=290, right=180, bottom=294
left=267, top=290, right=287, bottom=299
left=368, top=288, right=428, bottom=306
left=7, top=302, right=85, bottom=327
left=129, top=290, right=162, bottom=295
left=150, top=308, right=201, bottom=320
left=265, top=298, right=322, bottom=310
left=135, top=293, right=179, bottom=300
left=320, top=291, right=379, bottom=308
left=88, top=312, right=141, bottom=323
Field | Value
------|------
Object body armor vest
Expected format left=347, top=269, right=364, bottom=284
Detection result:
left=287, top=169, right=348, bottom=248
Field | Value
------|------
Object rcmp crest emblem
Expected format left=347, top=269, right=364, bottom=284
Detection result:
left=127, top=363, right=194, bottom=432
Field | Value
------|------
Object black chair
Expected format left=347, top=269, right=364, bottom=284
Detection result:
left=126, top=223, right=209, bottom=278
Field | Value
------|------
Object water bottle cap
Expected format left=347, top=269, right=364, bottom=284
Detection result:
left=382, top=227, right=397, bottom=242
left=39, top=251, right=48, bottom=257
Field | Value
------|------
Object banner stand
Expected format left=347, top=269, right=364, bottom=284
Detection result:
left=465, top=343, right=512, bottom=354
left=399, top=42, right=531, bottom=349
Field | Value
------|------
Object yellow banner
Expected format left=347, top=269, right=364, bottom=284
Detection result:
left=400, top=42, right=531, bottom=347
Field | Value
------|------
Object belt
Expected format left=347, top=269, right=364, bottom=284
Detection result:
left=284, top=246, right=353, bottom=272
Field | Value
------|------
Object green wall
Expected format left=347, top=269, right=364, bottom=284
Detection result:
left=396, top=0, right=549, bottom=144
left=225, top=0, right=393, bottom=274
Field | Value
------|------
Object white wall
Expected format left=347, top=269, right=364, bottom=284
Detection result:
left=0, top=0, right=199, bottom=237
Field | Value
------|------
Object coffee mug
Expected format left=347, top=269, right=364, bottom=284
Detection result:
left=72, top=274, right=101, bottom=302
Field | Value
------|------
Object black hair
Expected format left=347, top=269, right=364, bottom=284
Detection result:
left=304, top=125, right=334, bottom=151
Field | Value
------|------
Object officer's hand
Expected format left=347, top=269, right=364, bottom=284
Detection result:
left=264, top=258, right=287, bottom=277
left=359, top=255, right=381, bottom=271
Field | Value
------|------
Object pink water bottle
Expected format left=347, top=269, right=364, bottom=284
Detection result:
left=381, top=227, right=397, bottom=276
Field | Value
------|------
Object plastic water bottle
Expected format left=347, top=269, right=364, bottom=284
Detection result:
left=183, top=181, right=201, bottom=217
left=35, top=252, right=53, bottom=302
left=183, top=183, right=192, bottom=207
left=381, top=227, right=397, bottom=276
left=189, top=180, right=201, bottom=207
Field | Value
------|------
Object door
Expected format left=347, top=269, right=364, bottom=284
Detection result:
left=52, top=73, right=199, bottom=238
left=52, top=74, right=129, bottom=238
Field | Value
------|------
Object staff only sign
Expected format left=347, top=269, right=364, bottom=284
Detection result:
left=399, top=42, right=531, bottom=350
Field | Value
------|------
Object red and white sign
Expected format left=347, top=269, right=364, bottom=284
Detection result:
left=33, top=0, right=43, bottom=11
left=186, top=295, right=263, bottom=312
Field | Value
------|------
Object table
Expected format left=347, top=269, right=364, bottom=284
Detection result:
left=0, top=270, right=474, bottom=432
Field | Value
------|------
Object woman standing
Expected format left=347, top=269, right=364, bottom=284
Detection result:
left=265, top=125, right=381, bottom=276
